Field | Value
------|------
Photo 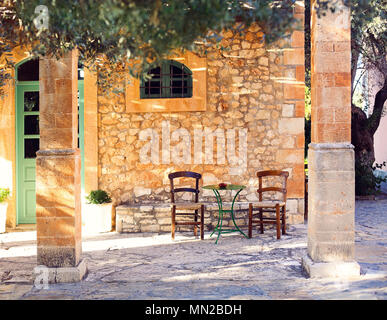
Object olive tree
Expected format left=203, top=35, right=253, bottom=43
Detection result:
left=1, top=0, right=299, bottom=93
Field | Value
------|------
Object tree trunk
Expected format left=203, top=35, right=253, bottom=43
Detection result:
left=352, top=104, right=375, bottom=165
left=352, top=77, right=387, bottom=195
left=367, top=77, right=387, bottom=136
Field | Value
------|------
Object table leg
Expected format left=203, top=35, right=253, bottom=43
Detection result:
left=212, top=189, right=224, bottom=244
left=230, top=188, right=248, bottom=239
left=210, top=189, right=221, bottom=237
left=215, top=209, right=223, bottom=244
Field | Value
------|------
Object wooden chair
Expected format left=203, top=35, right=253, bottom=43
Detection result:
left=248, top=170, right=289, bottom=239
left=169, top=171, right=205, bottom=240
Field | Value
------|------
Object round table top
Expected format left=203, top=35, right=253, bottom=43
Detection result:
left=203, top=184, right=246, bottom=190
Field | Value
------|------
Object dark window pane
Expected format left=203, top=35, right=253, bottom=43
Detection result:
left=148, top=67, right=161, bottom=78
left=150, top=80, right=161, bottom=87
left=24, top=92, right=39, bottom=112
left=171, top=65, right=183, bottom=75
left=172, top=87, right=189, bottom=95
left=24, top=115, right=39, bottom=135
left=149, top=88, right=161, bottom=95
left=24, top=139, right=39, bottom=159
left=147, top=80, right=161, bottom=95
left=172, top=87, right=183, bottom=95
left=172, top=80, right=187, bottom=88
left=172, top=80, right=189, bottom=95
left=18, top=59, right=39, bottom=81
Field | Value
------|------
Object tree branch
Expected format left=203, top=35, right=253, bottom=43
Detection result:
left=352, top=66, right=366, bottom=99
left=351, top=44, right=360, bottom=94
left=367, top=76, right=387, bottom=136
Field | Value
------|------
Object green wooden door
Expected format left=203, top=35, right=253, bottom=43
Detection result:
left=16, top=80, right=84, bottom=224
left=16, top=84, right=40, bottom=224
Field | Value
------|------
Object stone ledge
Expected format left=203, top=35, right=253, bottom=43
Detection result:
left=116, top=199, right=304, bottom=233
left=355, top=195, right=375, bottom=201
left=301, top=254, right=360, bottom=279
left=308, top=142, right=354, bottom=150
left=33, top=258, right=88, bottom=284
left=117, top=201, right=250, bottom=211
left=36, top=148, right=81, bottom=157
left=116, top=199, right=304, bottom=211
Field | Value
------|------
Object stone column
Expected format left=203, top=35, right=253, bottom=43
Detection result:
left=302, top=0, right=360, bottom=278
left=35, top=50, right=87, bottom=283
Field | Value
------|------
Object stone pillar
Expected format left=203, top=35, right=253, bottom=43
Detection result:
left=302, top=0, right=360, bottom=278
left=35, top=50, right=87, bottom=283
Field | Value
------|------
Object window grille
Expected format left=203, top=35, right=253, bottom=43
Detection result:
left=140, top=60, right=193, bottom=99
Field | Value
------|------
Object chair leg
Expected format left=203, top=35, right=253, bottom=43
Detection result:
left=200, top=205, right=204, bottom=240
left=194, top=209, right=198, bottom=237
left=282, top=205, right=286, bottom=235
left=259, top=208, right=264, bottom=234
left=275, top=204, right=281, bottom=240
left=248, top=203, right=252, bottom=238
left=171, top=205, right=176, bottom=240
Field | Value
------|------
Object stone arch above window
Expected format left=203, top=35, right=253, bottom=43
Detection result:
left=140, top=60, right=193, bottom=99
left=126, top=51, right=206, bottom=113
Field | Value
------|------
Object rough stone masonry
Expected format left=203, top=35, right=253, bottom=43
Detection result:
left=97, top=10, right=305, bottom=232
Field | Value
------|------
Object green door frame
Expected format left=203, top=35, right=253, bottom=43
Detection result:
left=15, top=61, right=85, bottom=225
left=78, top=79, right=85, bottom=191
left=16, top=82, right=39, bottom=224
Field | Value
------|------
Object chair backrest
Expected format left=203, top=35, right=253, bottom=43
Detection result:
left=168, top=171, right=202, bottom=203
left=256, top=170, right=289, bottom=202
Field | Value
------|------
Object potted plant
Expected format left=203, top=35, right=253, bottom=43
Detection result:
left=0, top=188, right=10, bottom=233
left=83, top=190, right=113, bottom=234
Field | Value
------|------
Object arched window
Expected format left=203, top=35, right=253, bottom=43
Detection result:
left=17, top=59, right=39, bottom=81
left=140, top=60, right=193, bottom=99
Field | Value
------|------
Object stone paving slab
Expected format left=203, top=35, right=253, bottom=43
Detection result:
left=0, top=200, right=386, bottom=300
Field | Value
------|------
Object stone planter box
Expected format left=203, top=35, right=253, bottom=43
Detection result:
left=0, top=202, right=8, bottom=233
left=82, top=203, right=113, bottom=234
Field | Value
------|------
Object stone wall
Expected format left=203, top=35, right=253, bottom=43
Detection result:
left=98, top=11, right=305, bottom=228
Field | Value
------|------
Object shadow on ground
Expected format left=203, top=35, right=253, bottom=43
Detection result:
left=0, top=200, right=386, bottom=300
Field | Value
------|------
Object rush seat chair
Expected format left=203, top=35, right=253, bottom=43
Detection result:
left=168, top=171, right=205, bottom=240
left=248, top=170, right=289, bottom=239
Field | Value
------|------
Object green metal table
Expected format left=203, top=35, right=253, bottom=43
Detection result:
left=203, top=184, right=249, bottom=244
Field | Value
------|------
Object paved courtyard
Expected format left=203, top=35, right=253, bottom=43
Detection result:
left=0, top=200, right=386, bottom=300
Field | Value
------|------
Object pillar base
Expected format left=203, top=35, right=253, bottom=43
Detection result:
left=34, top=258, right=88, bottom=284
left=302, top=254, right=360, bottom=279
left=307, top=143, right=356, bottom=261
